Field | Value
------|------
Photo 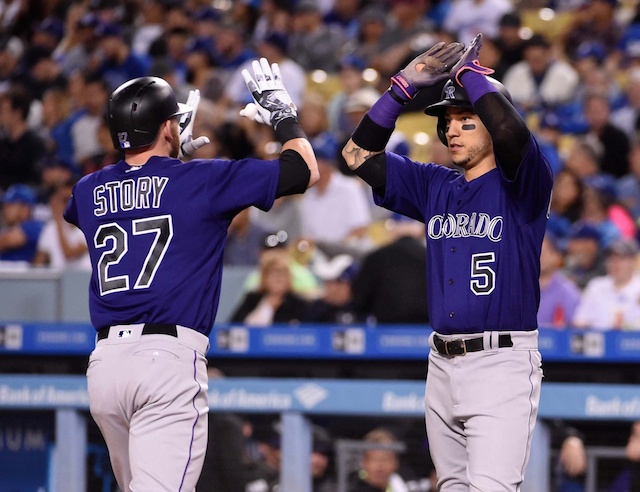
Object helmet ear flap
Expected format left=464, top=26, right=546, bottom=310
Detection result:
left=437, top=117, right=447, bottom=146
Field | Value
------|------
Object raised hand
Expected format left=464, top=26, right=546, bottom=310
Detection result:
left=240, top=58, right=297, bottom=128
left=390, top=41, right=465, bottom=103
left=449, top=33, right=495, bottom=87
left=178, top=89, right=210, bottom=158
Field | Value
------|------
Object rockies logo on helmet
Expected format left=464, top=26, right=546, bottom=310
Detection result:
left=444, top=85, right=456, bottom=100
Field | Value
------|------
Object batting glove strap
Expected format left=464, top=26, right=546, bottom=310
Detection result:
left=389, top=72, right=418, bottom=104
left=274, top=117, right=307, bottom=144
left=454, top=61, right=494, bottom=87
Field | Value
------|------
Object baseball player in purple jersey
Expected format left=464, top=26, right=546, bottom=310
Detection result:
left=63, top=59, right=318, bottom=491
left=342, top=34, right=553, bottom=491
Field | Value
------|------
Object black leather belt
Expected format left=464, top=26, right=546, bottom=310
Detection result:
left=97, top=323, right=178, bottom=341
left=433, top=333, right=513, bottom=356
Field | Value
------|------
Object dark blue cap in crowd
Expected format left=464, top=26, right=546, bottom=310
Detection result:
left=77, top=12, right=100, bottom=29
left=539, top=111, right=561, bottom=130
left=35, top=17, right=64, bottom=42
left=193, top=6, right=221, bottom=22
left=340, top=54, right=366, bottom=71
left=2, top=184, right=37, bottom=205
left=185, top=36, right=216, bottom=60
left=262, top=32, right=288, bottom=53
left=94, top=21, right=122, bottom=38
left=313, top=135, right=338, bottom=161
left=575, top=41, right=607, bottom=63
left=583, top=174, right=617, bottom=199
left=567, top=222, right=602, bottom=242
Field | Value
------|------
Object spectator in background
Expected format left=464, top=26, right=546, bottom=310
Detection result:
left=503, top=33, right=580, bottom=115
left=213, top=18, right=256, bottom=71
left=347, top=427, right=413, bottom=492
left=0, top=86, right=46, bottom=190
left=538, top=234, right=581, bottom=329
left=53, top=9, right=101, bottom=77
left=241, top=232, right=321, bottom=297
left=351, top=218, right=429, bottom=325
left=130, top=0, right=170, bottom=58
left=223, top=207, right=269, bottom=267
left=563, top=222, right=607, bottom=290
left=182, top=36, right=220, bottom=102
left=69, top=71, right=109, bottom=171
left=225, top=31, right=306, bottom=110
left=230, top=247, right=309, bottom=326
left=579, top=181, right=630, bottom=247
left=550, top=168, right=584, bottom=236
left=311, top=424, right=337, bottom=492
left=492, top=12, right=525, bottom=81
left=197, top=366, right=253, bottom=492
left=82, top=118, right=124, bottom=174
left=22, top=46, right=67, bottom=102
left=305, top=253, right=360, bottom=324
left=611, top=68, right=640, bottom=141
left=442, top=0, right=512, bottom=48
left=342, top=4, right=387, bottom=68
left=0, top=36, right=25, bottom=92
left=561, top=0, right=620, bottom=62
left=289, top=0, right=345, bottom=73
left=535, top=111, right=564, bottom=176
left=299, top=138, right=372, bottom=252
left=617, top=138, right=640, bottom=221
left=244, top=421, right=281, bottom=492
left=33, top=180, right=90, bottom=271
left=607, top=421, right=640, bottom=492
left=0, top=185, right=43, bottom=264
left=40, top=85, right=82, bottom=170
left=327, top=54, right=368, bottom=141
left=573, top=238, right=640, bottom=330
left=582, top=91, right=630, bottom=179
left=91, top=22, right=150, bottom=91
left=252, top=0, right=293, bottom=46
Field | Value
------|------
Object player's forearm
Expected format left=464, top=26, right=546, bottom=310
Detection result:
left=282, top=137, right=319, bottom=188
left=342, top=138, right=384, bottom=171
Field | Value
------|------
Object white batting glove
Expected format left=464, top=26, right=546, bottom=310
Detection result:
left=240, top=58, right=297, bottom=129
left=178, top=89, right=210, bottom=158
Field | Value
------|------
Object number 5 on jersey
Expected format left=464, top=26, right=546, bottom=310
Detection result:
left=470, top=252, right=495, bottom=295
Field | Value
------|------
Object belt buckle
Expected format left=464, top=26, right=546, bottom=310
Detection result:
left=445, top=339, right=466, bottom=356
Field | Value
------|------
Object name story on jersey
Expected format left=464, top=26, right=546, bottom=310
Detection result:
left=93, top=176, right=168, bottom=216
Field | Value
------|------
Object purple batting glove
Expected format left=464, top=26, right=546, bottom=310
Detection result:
left=449, top=33, right=495, bottom=87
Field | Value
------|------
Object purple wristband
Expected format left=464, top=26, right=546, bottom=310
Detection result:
left=459, top=71, right=498, bottom=105
left=368, top=91, right=405, bottom=128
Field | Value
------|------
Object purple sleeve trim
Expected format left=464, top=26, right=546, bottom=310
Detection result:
left=367, top=91, right=405, bottom=129
left=460, top=71, right=498, bottom=106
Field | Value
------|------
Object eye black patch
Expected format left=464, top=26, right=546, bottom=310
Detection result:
left=461, top=124, right=476, bottom=130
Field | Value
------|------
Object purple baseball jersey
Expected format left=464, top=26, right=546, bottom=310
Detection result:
left=375, top=135, right=553, bottom=335
left=64, top=156, right=279, bottom=335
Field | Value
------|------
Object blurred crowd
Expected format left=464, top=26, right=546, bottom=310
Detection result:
left=2, top=0, right=640, bottom=329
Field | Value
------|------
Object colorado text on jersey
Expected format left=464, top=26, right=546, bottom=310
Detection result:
left=427, top=212, right=504, bottom=242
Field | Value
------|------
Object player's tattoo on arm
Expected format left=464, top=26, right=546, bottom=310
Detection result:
left=343, top=139, right=384, bottom=171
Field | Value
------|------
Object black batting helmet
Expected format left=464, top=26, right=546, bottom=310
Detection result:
left=424, top=77, right=512, bottom=146
left=107, top=76, right=191, bottom=151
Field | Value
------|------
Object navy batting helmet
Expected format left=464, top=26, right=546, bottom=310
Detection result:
left=424, top=77, right=512, bottom=146
left=107, top=76, right=191, bottom=151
